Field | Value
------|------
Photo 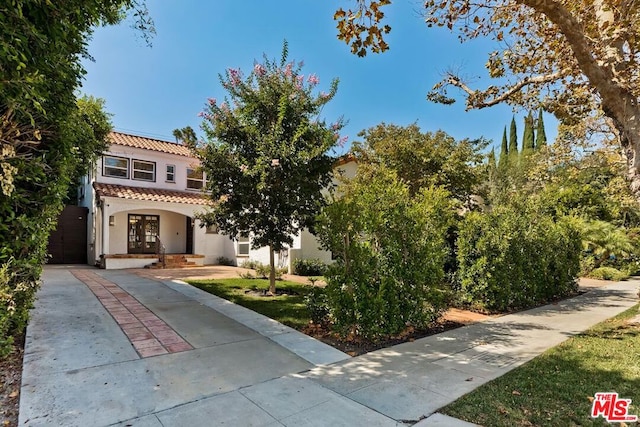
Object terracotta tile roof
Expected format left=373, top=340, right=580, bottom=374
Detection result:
left=109, top=131, right=193, bottom=157
left=94, top=182, right=209, bottom=205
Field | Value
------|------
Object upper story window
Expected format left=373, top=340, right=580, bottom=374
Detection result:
left=103, top=156, right=129, bottom=179
left=132, top=159, right=156, bottom=182
left=166, top=165, right=175, bottom=183
left=187, top=168, right=205, bottom=190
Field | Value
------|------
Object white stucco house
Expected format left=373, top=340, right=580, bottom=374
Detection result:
left=79, top=131, right=356, bottom=270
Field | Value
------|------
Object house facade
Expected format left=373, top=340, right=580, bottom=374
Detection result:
left=79, top=131, right=355, bottom=270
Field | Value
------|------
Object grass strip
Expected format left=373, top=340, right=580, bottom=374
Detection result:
left=186, top=278, right=312, bottom=330
left=442, top=304, right=640, bottom=426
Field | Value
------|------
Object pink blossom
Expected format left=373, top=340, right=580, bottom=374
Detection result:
left=307, top=74, right=319, bottom=85
left=331, top=122, right=340, bottom=131
left=207, top=98, right=217, bottom=106
left=296, top=75, right=304, bottom=89
left=197, top=111, right=205, bottom=117
left=228, top=68, right=242, bottom=85
left=254, top=63, right=266, bottom=76
left=284, top=63, right=293, bottom=77
left=339, top=135, right=349, bottom=146
left=271, top=159, right=280, bottom=167
left=240, top=165, right=248, bottom=172
left=320, top=91, right=330, bottom=99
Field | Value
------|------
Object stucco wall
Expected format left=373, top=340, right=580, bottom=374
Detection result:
left=192, top=219, right=237, bottom=265
left=108, top=209, right=187, bottom=254
left=98, top=145, right=202, bottom=192
left=300, top=228, right=332, bottom=263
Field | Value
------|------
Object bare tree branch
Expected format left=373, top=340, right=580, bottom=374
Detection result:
left=443, top=70, right=567, bottom=110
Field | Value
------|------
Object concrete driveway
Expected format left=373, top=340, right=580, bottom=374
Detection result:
left=19, top=266, right=639, bottom=426
left=19, top=267, right=354, bottom=426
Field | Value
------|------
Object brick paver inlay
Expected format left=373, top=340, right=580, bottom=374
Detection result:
left=71, top=270, right=193, bottom=358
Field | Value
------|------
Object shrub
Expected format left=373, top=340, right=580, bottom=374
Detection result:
left=239, top=261, right=286, bottom=280
left=315, top=166, right=454, bottom=339
left=586, top=267, right=628, bottom=281
left=304, top=287, right=330, bottom=325
left=292, top=258, right=327, bottom=276
left=456, top=203, right=581, bottom=312
left=255, top=263, right=286, bottom=280
left=240, top=259, right=262, bottom=270
left=216, top=256, right=235, bottom=266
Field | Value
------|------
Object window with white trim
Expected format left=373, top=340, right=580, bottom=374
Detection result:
left=187, top=168, right=205, bottom=190
left=103, top=156, right=129, bottom=178
left=166, top=164, right=175, bottom=182
left=237, top=235, right=250, bottom=256
left=132, top=159, right=156, bottom=181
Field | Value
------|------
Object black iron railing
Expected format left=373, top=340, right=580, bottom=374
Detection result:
left=155, top=237, right=166, bottom=268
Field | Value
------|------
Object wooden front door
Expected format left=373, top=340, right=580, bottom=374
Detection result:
left=128, top=214, right=160, bottom=254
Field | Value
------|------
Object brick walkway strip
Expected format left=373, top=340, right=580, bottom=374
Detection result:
left=71, top=269, right=193, bottom=358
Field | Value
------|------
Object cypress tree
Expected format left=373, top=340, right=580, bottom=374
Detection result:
left=536, top=109, right=547, bottom=148
left=508, top=116, right=518, bottom=164
left=488, top=147, right=497, bottom=168
left=498, top=126, right=508, bottom=170
left=522, top=111, right=535, bottom=154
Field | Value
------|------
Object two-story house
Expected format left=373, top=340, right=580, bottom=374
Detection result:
left=79, top=131, right=356, bottom=270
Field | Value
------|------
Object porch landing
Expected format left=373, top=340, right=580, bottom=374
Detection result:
left=102, top=254, right=205, bottom=270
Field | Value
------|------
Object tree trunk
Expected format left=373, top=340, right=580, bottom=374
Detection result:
left=269, top=244, right=276, bottom=295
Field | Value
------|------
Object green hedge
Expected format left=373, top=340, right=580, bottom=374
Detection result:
left=456, top=205, right=581, bottom=312
left=292, top=258, right=327, bottom=276
left=316, top=166, right=454, bottom=339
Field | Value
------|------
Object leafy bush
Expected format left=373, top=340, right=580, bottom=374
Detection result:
left=316, top=166, right=454, bottom=339
left=240, top=259, right=262, bottom=270
left=304, top=287, right=330, bottom=325
left=586, top=267, right=628, bottom=281
left=456, top=202, right=581, bottom=312
left=216, top=256, right=235, bottom=266
left=239, top=260, right=286, bottom=280
left=292, top=258, right=327, bottom=276
left=256, top=264, right=287, bottom=280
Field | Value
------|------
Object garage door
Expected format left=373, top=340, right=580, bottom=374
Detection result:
left=47, top=205, right=88, bottom=264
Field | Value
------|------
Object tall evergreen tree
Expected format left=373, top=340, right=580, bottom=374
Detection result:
left=536, top=109, right=548, bottom=148
left=488, top=147, right=497, bottom=181
left=508, top=116, right=518, bottom=165
left=522, top=111, right=535, bottom=154
left=498, top=126, right=508, bottom=170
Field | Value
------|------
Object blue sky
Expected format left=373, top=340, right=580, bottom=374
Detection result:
left=81, top=0, right=556, bottom=155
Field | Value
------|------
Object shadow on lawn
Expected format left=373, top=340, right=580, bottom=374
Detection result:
left=441, top=324, right=640, bottom=426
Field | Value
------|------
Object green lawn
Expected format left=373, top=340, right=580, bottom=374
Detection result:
left=185, top=278, right=312, bottom=330
left=442, top=304, right=640, bottom=426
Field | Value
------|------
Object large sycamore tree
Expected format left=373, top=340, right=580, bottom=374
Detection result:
left=195, top=43, right=343, bottom=294
left=333, top=0, right=640, bottom=192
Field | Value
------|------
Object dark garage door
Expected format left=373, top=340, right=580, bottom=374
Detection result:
left=47, top=205, right=88, bottom=264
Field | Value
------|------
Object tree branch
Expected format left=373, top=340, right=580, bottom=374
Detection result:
left=442, top=70, right=566, bottom=110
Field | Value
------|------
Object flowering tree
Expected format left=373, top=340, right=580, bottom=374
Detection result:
left=194, top=42, right=344, bottom=293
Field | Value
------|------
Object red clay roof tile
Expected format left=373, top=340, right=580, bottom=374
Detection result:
left=94, top=182, right=209, bottom=205
left=109, top=132, right=193, bottom=157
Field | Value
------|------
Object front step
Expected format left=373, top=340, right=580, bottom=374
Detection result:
left=144, top=255, right=201, bottom=269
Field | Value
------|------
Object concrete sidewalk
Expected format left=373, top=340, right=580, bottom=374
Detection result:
left=19, top=268, right=639, bottom=426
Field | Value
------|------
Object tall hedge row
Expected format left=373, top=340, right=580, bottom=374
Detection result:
left=456, top=205, right=581, bottom=312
